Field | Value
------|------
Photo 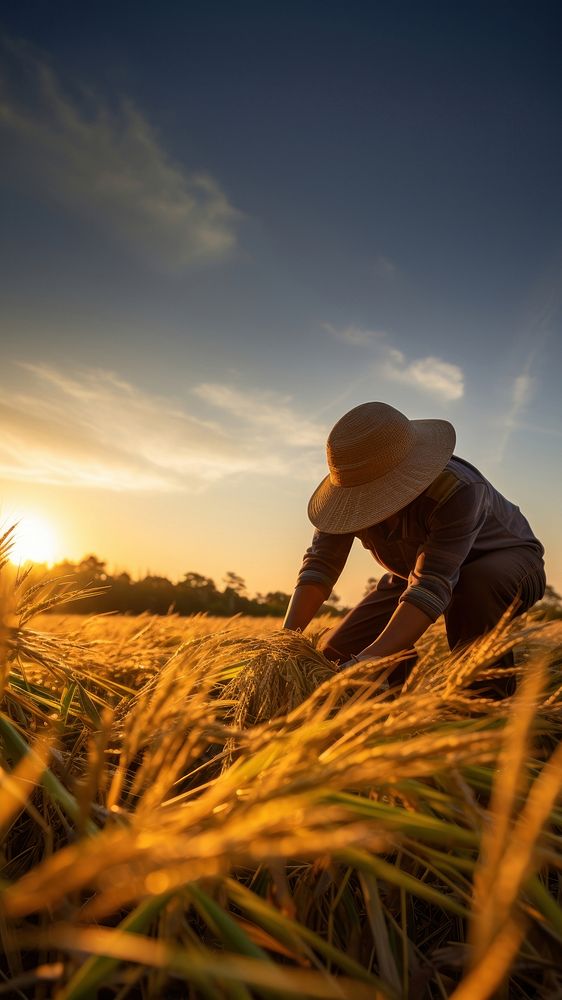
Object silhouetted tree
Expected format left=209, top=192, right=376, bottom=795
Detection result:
left=78, top=556, right=108, bottom=582
left=222, top=571, right=248, bottom=614
left=17, top=555, right=345, bottom=619
left=260, top=591, right=292, bottom=616
left=177, top=573, right=219, bottom=613
left=135, top=574, right=175, bottom=615
left=223, top=571, right=247, bottom=595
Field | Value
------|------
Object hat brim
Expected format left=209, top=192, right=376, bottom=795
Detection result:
left=308, top=419, right=456, bottom=533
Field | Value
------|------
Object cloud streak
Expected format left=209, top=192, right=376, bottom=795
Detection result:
left=0, top=39, right=240, bottom=269
left=325, top=325, right=464, bottom=402
left=0, top=364, right=324, bottom=492
left=193, top=383, right=326, bottom=447
left=493, top=369, right=537, bottom=465
left=324, top=323, right=387, bottom=348
left=381, top=349, right=464, bottom=401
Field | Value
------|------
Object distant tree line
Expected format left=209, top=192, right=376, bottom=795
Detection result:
left=15, top=556, right=345, bottom=617
left=11, top=556, right=562, bottom=621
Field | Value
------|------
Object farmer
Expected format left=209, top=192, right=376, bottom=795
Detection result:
left=283, top=402, right=545, bottom=682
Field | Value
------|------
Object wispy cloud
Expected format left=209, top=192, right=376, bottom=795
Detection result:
left=490, top=251, right=562, bottom=464
left=324, top=325, right=464, bottom=402
left=381, top=349, right=464, bottom=401
left=0, top=39, right=240, bottom=269
left=493, top=368, right=537, bottom=465
left=511, top=373, right=535, bottom=411
left=193, top=383, right=326, bottom=448
left=323, top=323, right=387, bottom=348
left=0, top=364, right=324, bottom=492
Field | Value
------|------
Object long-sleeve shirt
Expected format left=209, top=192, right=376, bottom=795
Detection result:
left=296, top=456, right=544, bottom=622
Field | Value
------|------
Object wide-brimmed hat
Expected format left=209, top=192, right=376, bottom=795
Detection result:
left=308, top=402, right=456, bottom=534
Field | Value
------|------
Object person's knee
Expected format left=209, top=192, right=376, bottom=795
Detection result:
left=446, top=559, right=544, bottom=650
left=445, top=569, right=508, bottom=648
left=317, top=584, right=404, bottom=665
left=317, top=630, right=347, bottom=664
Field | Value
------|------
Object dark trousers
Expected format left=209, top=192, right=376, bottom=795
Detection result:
left=319, top=547, right=546, bottom=682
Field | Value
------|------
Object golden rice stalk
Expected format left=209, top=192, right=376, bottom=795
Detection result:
left=0, top=731, right=53, bottom=838
left=449, top=917, right=527, bottom=1000
left=1, top=627, right=507, bottom=921
left=222, top=630, right=337, bottom=729
left=39, top=923, right=390, bottom=1000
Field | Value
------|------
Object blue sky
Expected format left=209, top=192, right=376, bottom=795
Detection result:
left=0, top=1, right=561, bottom=603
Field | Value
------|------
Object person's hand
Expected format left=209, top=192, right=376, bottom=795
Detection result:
left=340, top=653, right=382, bottom=670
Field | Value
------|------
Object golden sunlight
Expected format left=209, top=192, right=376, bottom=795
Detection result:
left=10, top=514, right=58, bottom=566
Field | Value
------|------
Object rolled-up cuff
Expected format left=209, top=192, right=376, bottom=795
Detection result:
left=295, top=572, right=333, bottom=597
left=400, top=585, right=444, bottom=623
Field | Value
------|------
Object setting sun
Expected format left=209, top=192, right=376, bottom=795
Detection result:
left=10, top=515, right=58, bottom=566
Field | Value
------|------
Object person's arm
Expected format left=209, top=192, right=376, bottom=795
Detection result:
left=399, top=482, right=489, bottom=621
left=283, top=583, right=327, bottom=631
left=350, top=485, right=488, bottom=664
left=353, top=600, right=433, bottom=661
left=284, top=529, right=354, bottom=631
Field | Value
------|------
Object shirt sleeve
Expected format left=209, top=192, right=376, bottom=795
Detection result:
left=399, top=483, right=489, bottom=621
left=296, top=529, right=354, bottom=597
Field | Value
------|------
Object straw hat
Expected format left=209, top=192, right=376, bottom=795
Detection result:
left=308, top=402, right=456, bottom=534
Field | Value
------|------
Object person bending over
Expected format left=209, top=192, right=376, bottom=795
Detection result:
left=283, top=402, right=545, bottom=682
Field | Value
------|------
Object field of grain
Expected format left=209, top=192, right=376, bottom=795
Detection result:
left=1, top=564, right=562, bottom=999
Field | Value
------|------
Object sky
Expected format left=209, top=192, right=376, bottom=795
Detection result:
left=0, top=0, right=561, bottom=605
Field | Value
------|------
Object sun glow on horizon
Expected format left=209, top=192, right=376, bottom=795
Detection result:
left=10, top=514, right=59, bottom=566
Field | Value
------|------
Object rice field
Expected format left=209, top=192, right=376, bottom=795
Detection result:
left=1, top=550, right=562, bottom=998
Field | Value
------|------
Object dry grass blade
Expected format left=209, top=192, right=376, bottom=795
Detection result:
left=1, top=543, right=562, bottom=1000
left=449, top=918, right=527, bottom=1000
left=0, top=526, right=17, bottom=573
left=39, top=923, right=391, bottom=999
left=0, top=715, right=97, bottom=836
left=480, top=735, right=562, bottom=936
left=360, top=871, right=402, bottom=992
left=0, top=962, right=65, bottom=996
left=470, top=655, right=546, bottom=965
left=0, top=732, right=53, bottom=838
